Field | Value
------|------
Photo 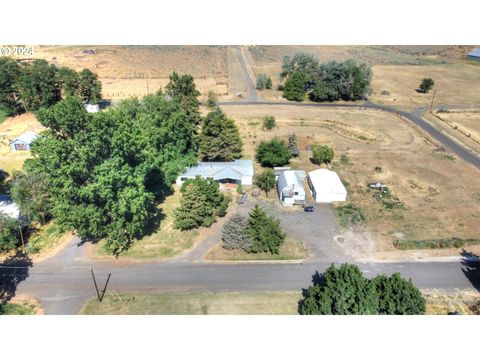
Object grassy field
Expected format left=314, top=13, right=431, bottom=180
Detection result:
left=95, top=188, right=201, bottom=259
left=79, top=290, right=480, bottom=315
left=80, top=292, right=302, bottom=315
left=31, top=46, right=229, bottom=99
left=221, top=105, right=480, bottom=256
left=205, top=237, right=308, bottom=261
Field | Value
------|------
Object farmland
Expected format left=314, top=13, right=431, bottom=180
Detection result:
left=221, top=104, right=480, bottom=258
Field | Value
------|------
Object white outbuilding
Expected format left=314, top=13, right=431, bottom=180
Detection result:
left=277, top=170, right=306, bottom=206
left=9, top=131, right=39, bottom=151
left=307, top=169, right=347, bottom=203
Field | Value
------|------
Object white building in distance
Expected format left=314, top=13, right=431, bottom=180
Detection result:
left=277, top=170, right=306, bottom=206
left=308, top=169, right=347, bottom=203
left=9, top=131, right=39, bottom=151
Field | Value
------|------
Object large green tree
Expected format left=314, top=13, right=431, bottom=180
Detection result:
left=222, top=213, right=251, bottom=251
left=165, top=72, right=201, bottom=126
left=10, top=169, right=51, bottom=225
left=78, top=69, right=102, bottom=104
left=299, top=263, right=379, bottom=315
left=174, top=176, right=229, bottom=231
left=58, top=67, right=81, bottom=98
left=255, top=138, right=292, bottom=167
left=18, top=60, right=61, bottom=111
left=254, top=169, right=276, bottom=197
left=199, top=108, right=243, bottom=161
left=0, top=57, right=22, bottom=115
left=28, top=94, right=198, bottom=255
left=372, top=273, right=426, bottom=315
left=247, top=205, right=285, bottom=254
left=283, top=72, right=306, bottom=102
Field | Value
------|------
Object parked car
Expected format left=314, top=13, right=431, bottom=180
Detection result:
left=304, top=206, right=314, bottom=212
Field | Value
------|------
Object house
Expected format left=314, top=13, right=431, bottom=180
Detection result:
left=175, top=159, right=254, bottom=187
left=83, top=102, right=100, bottom=113
left=308, top=169, right=347, bottom=203
left=9, top=131, right=39, bottom=151
left=467, top=48, right=480, bottom=61
left=0, top=195, right=20, bottom=220
left=277, top=170, right=306, bottom=206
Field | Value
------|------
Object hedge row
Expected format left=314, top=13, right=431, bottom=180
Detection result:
left=394, top=237, right=480, bottom=250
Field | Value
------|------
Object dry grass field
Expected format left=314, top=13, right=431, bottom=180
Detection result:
left=221, top=105, right=480, bottom=255
left=31, top=46, right=229, bottom=99
left=247, top=45, right=480, bottom=106
left=0, top=113, right=43, bottom=174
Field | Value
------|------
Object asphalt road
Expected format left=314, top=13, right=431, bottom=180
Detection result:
left=235, top=46, right=259, bottom=102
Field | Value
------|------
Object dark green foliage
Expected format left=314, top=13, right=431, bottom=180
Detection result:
left=262, top=115, right=276, bottom=130
left=199, top=108, right=243, bottom=161
left=247, top=205, right=285, bottom=254
left=0, top=302, right=36, bottom=315
left=335, top=204, right=366, bottom=226
left=222, top=213, right=251, bottom=251
left=29, top=93, right=198, bottom=255
left=299, top=264, right=379, bottom=315
left=19, top=60, right=61, bottom=112
left=254, top=169, right=276, bottom=197
left=394, top=237, right=480, bottom=250
left=282, top=53, right=372, bottom=102
left=0, top=214, right=20, bottom=252
left=299, top=264, right=425, bottom=315
left=78, top=69, right=102, bottom=104
left=165, top=71, right=201, bottom=126
left=206, top=91, right=217, bottom=108
left=256, top=74, right=272, bottom=90
left=419, top=78, right=434, bottom=93
left=10, top=169, right=51, bottom=225
left=372, top=273, right=426, bottom=315
left=174, top=176, right=229, bottom=231
left=283, top=72, right=306, bottom=101
left=0, top=57, right=22, bottom=115
left=312, top=144, right=334, bottom=165
left=255, top=138, right=292, bottom=167
left=287, top=133, right=299, bottom=157
left=58, top=67, right=80, bottom=98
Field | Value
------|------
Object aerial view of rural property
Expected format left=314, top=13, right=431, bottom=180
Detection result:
left=2, top=44, right=480, bottom=316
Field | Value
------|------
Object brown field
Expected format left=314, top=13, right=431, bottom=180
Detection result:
left=30, top=45, right=229, bottom=99
left=425, top=111, right=480, bottom=155
left=0, top=113, right=43, bottom=174
left=247, top=45, right=480, bottom=106
left=221, top=105, right=480, bottom=254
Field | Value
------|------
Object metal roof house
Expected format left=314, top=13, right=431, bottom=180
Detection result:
left=0, top=195, right=20, bottom=220
left=308, top=169, right=347, bottom=203
left=277, top=170, right=306, bottom=206
left=9, top=131, right=39, bottom=151
left=175, top=160, right=254, bottom=187
left=467, top=48, right=480, bottom=60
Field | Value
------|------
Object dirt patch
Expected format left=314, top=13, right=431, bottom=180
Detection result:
left=423, top=289, right=480, bottom=315
left=334, top=228, right=377, bottom=261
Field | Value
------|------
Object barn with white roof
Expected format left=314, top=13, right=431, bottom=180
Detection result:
left=307, top=169, right=347, bottom=203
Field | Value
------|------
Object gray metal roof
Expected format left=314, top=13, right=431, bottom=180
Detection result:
left=9, top=131, right=39, bottom=145
left=468, top=48, right=480, bottom=58
left=180, top=159, right=254, bottom=179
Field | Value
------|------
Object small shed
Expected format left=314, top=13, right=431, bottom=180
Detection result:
left=277, top=170, right=306, bottom=206
left=9, top=131, right=39, bottom=151
left=0, top=195, right=20, bottom=220
left=467, top=48, right=480, bottom=61
left=308, top=169, right=347, bottom=203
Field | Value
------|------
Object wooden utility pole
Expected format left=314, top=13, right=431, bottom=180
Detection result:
left=429, top=89, right=436, bottom=113
left=90, top=268, right=111, bottom=302
left=90, top=268, right=100, bottom=301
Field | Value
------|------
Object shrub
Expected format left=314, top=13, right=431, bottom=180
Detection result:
left=419, top=78, right=434, bottom=93
left=288, top=133, right=299, bottom=157
left=311, top=144, right=334, bottom=165
left=0, top=214, right=20, bottom=252
left=335, top=204, right=366, bottom=227
left=394, top=237, right=480, bottom=250
left=262, top=115, right=276, bottom=130
left=206, top=91, right=217, bottom=108
left=256, top=74, right=272, bottom=90
left=255, top=138, right=292, bottom=167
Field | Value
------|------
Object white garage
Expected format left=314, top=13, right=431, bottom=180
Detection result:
left=307, top=169, right=347, bottom=203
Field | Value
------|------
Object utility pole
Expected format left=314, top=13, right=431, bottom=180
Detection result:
left=429, top=89, right=436, bottom=113
left=90, top=268, right=111, bottom=302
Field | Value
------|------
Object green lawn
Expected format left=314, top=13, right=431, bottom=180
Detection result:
left=80, top=292, right=302, bottom=315
left=205, top=237, right=308, bottom=261
left=96, top=190, right=199, bottom=259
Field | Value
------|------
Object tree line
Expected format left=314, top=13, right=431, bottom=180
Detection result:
left=281, top=52, right=372, bottom=102
left=0, top=57, right=101, bottom=115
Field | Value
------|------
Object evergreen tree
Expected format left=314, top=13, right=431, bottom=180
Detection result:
left=255, top=138, right=292, bottom=167
left=222, top=213, right=251, bottom=251
left=165, top=71, right=201, bottom=126
left=372, top=273, right=426, bottom=315
left=199, top=107, right=243, bottom=161
left=247, top=205, right=285, bottom=254
left=174, top=176, right=229, bottom=231
left=283, top=72, right=306, bottom=102
left=288, top=133, right=299, bottom=157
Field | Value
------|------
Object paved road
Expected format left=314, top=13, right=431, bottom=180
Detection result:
left=235, top=46, right=259, bottom=102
